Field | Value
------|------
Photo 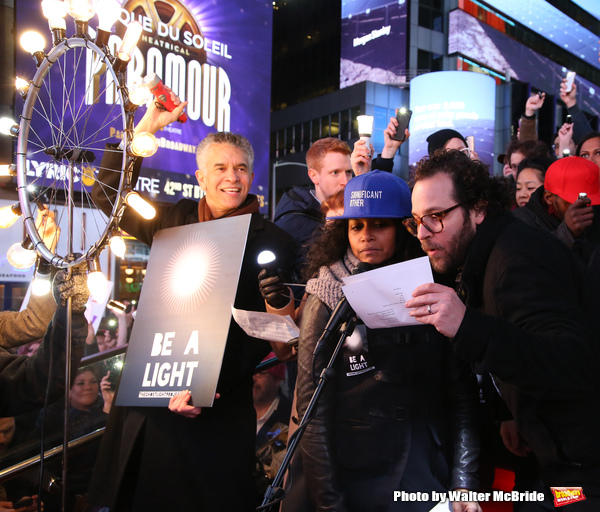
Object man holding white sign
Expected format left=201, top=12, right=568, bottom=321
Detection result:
left=89, top=99, right=296, bottom=511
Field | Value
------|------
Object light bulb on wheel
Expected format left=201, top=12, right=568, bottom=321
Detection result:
left=41, top=0, right=67, bottom=43
left=95, top=0, right=122, bottom=46
left=113, top=20, right=142, bottom=71
left=0, top=204, right=21, bottom=229
left=15, top=77, right=30, bottom=97
left=129, top=132, right=158, bottom=157
left=0, top=165, right=16, bottom=177
left=87, top=258, right=108, bottom=301
left=109, top=230, right=126, bottom=258
left=123, top=189, right=156, bottom=220
left=20, top=31, right=46, bottom=66
left=128, top=83, right=153, bottom=108
left=0, top=118, right=20, bottom=138
left=32, top=258, right=52, bottom=296
left=66, top=0, right=95, bottom=21
left=7, top=237, right=36, bottom=270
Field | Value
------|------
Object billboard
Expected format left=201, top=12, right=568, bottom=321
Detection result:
left=449, top=9, right=600, bottom=117
left=340, top=0, right=408, bottom=88
left=409, top=71, right=496, bottom=167
left=483, top=0, right=600, bottom=70
left=15, top=0, right=273, bottom=210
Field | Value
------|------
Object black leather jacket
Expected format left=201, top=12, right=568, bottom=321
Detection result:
left=296, top=294, right=480, bottom=511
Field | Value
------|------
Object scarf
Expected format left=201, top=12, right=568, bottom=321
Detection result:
left=197, top=194, right=260, bottom=222
left=305, top=248, right=361, bottom=310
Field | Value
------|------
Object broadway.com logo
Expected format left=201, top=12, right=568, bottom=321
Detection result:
left=550, top=487, right=586, bottom=507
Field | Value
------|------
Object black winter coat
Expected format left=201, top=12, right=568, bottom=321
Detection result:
left=88, top=148, right=297, bottom=511
left=453, top=213, right=600, bottom=493
left=296, top=293, right=480, bottom=512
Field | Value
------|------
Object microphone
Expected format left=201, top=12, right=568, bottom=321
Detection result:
left=312, top=262, right=373, bottom=356
left=142, top=73, right=188, bottom=123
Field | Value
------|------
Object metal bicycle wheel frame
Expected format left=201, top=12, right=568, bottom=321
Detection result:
left=15, top=37, right=130, bottom=268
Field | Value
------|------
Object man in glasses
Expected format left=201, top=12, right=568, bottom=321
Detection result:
left=404, top=150, right=600, bottom=510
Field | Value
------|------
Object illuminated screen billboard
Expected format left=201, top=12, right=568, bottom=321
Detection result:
left=483, top=0, right=600, bottom=70
left=449, top=9, right=600, bottom=117
left=409, top=71, right=496, bottom=167
left=16, top=1, right=273, bottom=209
left=341, top=0, right=408, bottom=88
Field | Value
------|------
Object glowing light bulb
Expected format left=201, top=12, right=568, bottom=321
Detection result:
left=66, top=0, right=95, bottom=21
left=130, top=132, right=158, bottom=157
left=0, top=117, right=19, bottom=138
left=124, top=267, right=134, bottom=275
left=123, top=190, right=156, bottom=219
left=125, top=277, right=134, bottom=283
left=87, top=271, right=108, bottom=301
left=95, top=0, right=121, bottom=31
left=41, top=0, right=67, bottom=30
left=7, top=242, right=37, bottom=270
left=20, top=31, right=46, bottom=55
left=117, top=20, right=142, bottom=61
left=109, top=232, right=126, bottom=258
left=32, top=269, right=52, bottom=296
left=32, top=258, right=52, bottom=296
left=0, top=165, right=16, bottom=177
left=128, top=83, right=153, bottom=106
left=15, top=77, right=30, bottom=96
left=87, top=258, right=108, bottom=301
left=0, top=204, right=21, bottom=229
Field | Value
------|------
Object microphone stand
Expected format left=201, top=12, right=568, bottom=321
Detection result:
left=259, top=317, right=357, bottom=511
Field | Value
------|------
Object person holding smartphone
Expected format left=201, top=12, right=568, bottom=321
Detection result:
left=354, top=115, right=411, bottom=174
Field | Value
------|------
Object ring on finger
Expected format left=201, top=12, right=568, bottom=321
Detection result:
left=427, top=304, right=432, bottom=315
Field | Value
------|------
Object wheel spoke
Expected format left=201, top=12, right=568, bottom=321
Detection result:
left=16, top=38, right=130, bottom=268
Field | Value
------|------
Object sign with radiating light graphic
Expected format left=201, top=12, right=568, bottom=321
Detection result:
left=115, top=215, right=250, bottom=407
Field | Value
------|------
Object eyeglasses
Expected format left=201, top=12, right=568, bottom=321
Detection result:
left=402, top=203, right=463, bottom=236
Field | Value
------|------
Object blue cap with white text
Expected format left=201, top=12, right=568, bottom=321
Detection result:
left=333, top=170, right=412, bottom=219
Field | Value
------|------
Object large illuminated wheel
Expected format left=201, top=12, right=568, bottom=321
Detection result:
left=15, top=37, right=130, bottom=268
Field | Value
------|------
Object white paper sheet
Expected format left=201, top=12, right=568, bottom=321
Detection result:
left=429, top=501, right=452, bottom=512
left=341, top=256, right=434, bottom=329
left=232, top=306, right=300, bottom=343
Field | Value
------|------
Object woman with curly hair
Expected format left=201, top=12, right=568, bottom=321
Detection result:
left=294, top=170, right=480, bottom=512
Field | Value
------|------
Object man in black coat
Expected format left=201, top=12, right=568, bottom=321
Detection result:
left=405, top=150, right=600, bottom=510
left=274, top=137, right=353, bottom=268
left=88, top=100, right=296, bottom=511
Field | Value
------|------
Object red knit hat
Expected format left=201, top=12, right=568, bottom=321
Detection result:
left=544, top=156, right=600, bottom=205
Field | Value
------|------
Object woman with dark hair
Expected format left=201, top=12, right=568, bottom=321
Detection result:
left=576, top=131, right=600, bottom=168
left=515, top=156, right=553, bottom=207
left=295, top=171, right=480, bottom=512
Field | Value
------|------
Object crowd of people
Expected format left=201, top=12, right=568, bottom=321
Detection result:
left=1, top=74, right=599, bottom=512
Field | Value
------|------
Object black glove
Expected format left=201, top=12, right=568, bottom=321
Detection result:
left=53, top=264, right=90, bottom=313
left=258, top=268, right=290, bottom=309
